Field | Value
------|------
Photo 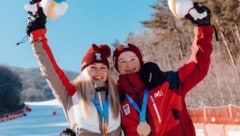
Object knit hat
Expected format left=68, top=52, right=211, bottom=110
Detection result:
left=113, top=43, right=143, bottom=72
left=81, top=44, right=111, bottom=71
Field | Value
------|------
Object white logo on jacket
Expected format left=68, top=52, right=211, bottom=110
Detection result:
left=154, top=90, right=164, bottom=98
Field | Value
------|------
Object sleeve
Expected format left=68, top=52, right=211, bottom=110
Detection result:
left=178, top=25, right=214, bottom=95
left=30, top=29, right=76, bottom=105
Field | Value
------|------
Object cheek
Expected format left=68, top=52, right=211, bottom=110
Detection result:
left=87, top=70, right=94, bottom=79
left=134, top=62, right=141, bottom=71
left=103, top=72, right=108, bottom=81
left=118, top=65, right=127, bottom=74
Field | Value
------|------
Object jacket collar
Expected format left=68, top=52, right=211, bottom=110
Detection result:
left=117, top=72, right=145, bottom=103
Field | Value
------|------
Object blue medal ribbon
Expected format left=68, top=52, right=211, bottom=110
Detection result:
left=125, top=88, right=149, bottom=122
left=92, top=92, right=109, bottom=122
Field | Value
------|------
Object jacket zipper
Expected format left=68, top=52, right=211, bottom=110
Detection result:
left=150, top=95, right=161, bottom=123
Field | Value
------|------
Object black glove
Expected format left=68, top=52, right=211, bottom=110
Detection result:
left=185, top=2, right=211, bottom=26
left=26, top=0, right=46, bottom=36
left=60, top=128, right=76, bottom=136
left=29, top=0, right=41, bottom=4
left=139, top=62, right=164, bottom=90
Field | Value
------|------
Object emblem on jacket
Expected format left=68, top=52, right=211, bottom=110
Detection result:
left=154, top=90, right=164, bottom=98
left=122, top=104, right=130, bottom=115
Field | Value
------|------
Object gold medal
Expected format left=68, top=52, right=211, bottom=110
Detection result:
left=137, top=122, right=151, bottom=136
left=102, top=122, right=108, bottom=136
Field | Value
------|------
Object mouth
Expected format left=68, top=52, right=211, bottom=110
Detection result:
left=93, top=76, right=104, bottom=80
left=125, top=68, right=137, bottom=74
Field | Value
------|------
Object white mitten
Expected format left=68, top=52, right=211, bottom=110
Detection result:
left=168, top=0, right=207, bottom=20
left=40, top=0, right=68, bottom=19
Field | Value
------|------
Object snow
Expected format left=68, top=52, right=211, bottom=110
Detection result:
left=1, top=99, right=240, bottom=136
left=0, top=99, right=68, bottom=136
left=25, top=99, right=61, bottom=106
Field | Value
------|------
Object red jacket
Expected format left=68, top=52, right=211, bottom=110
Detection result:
left=117, top=26, right=213, bottom=136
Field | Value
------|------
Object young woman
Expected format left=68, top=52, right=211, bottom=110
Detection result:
left=112, top=3, right=213, bottom=136
left=25, top=0, right=121, bottom=135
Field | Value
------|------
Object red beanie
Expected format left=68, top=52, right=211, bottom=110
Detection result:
left=81, top=44, right=111, bottom=71
left=113, top=43, right=143, bottom=72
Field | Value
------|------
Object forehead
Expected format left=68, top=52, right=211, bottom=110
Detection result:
left=88, top=63, right=108, bottom=67
left=118, top=51, right=138, bottom=60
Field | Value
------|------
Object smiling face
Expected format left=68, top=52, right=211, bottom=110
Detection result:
left=117, top=51, right=141, bottom=75
left=86, top=63, right=108, bottom=82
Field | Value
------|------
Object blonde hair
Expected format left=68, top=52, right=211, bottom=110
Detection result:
left=72, top=67, right=120, bottom=119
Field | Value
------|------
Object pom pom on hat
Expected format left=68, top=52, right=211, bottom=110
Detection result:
left=81, top=44, right=111, bottom=71
left=113, top=43, right=143, bottom=72
left=98, top=44, right=111, bottom=58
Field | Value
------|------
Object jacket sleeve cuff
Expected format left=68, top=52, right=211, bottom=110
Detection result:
left=194, top=25, right=214, bottom=38
left=30, top=29, right=47, bottom=43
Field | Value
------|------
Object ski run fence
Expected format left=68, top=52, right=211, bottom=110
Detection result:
left=189, top=104, right=240, bottom=136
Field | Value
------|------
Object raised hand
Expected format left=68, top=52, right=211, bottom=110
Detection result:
left=139, top=62, right=164, bottom=90
left=25, top=0, right=46, bottom=36
left=185, top=2, right=211, bottom=26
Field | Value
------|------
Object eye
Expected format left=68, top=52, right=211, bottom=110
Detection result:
left=120, top=60, right=126, bottom=64
left=90, top=66, right=97, bottom=70
left=101, top=66, right=108, bottom=70
left=131, top=58, right=136, bottom=61
left=131, top=57, right=139, bottom=63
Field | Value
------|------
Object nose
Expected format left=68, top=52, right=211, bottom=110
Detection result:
left=93, top=69, right=104, bottom=78
left=125, top=61, right=134, bottom=69
left=95, top=68, right=104, bottom=74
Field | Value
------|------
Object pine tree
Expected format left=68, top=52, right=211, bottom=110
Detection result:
left=0, top=66, right=24, bottom=114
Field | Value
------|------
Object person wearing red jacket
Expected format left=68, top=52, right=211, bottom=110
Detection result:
left=112, top=3, right=214, bottom=136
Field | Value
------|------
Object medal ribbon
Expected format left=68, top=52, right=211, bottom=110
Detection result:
left=92, top=92, right=109, bottom=122
left=125, top=88, right=149, bottom=122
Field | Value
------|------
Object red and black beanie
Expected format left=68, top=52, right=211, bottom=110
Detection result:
left=113, top=43, right=143, bottom=72
left=81, top=44, right=111, bottom=71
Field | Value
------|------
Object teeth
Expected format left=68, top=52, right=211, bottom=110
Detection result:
left=95, top=77, right=102, bottom=79
left=126, top=69, right=135, bottom=73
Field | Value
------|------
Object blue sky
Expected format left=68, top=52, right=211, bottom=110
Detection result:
left=0, top=0, right=156, bottom=72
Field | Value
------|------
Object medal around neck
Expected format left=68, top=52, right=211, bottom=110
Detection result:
left=137, top=122, right=151, bottom=136
left=102, top=122, right=108, bottom=136
left=125, top=89, right=151, bottom=136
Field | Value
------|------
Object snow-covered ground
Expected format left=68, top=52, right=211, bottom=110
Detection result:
left=1, top=99, right=240, bottom=136
left=0, top=99, right=68, bottom=136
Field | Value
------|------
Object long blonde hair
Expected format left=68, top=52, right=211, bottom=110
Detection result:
left=72, top=68, right=120, bottom=119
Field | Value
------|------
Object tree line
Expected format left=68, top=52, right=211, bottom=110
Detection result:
left=0, top=65, right=78, bottom=115
left=0, top=66, right=24, bottom=115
